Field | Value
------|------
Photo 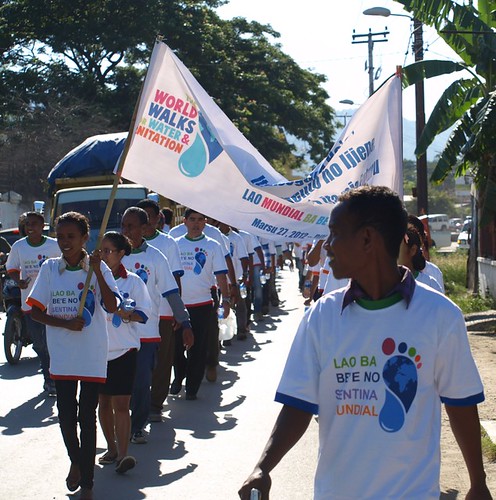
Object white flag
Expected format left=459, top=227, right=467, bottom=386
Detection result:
left=121, top=41, right=403, bottom=241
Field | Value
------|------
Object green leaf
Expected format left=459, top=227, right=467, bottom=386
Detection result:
left=430, top=122, right=469, bottom=182
left=401, top=60, right=468, bottom=88
left=415, top=78, right=482, bottom=155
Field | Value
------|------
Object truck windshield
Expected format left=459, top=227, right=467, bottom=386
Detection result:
left=54, top=187, right=148, bottom=229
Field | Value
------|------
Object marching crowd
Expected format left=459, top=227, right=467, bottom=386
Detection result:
left=4, top=186, right=492, bottom=499
left=6, top=202, right=307, bottom=499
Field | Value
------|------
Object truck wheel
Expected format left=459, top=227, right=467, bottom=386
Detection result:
left=4, top=309, right=24, bottom=365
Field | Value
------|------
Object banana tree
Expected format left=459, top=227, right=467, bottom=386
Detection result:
left=394, top=0, right=496, bottom=290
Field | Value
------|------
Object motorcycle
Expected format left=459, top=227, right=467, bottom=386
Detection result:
left=1, top=264, right=30, bottom=364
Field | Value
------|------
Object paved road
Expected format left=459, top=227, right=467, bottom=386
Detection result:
left=0, top=267, right=488, bottom=499
left=0, top=268, right=318, bottom=499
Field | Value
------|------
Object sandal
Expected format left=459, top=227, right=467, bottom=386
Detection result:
left=98, top=451, right=117, bottom=465
left=66, top=463, right=81, bottom=492
left=115, top=455, right=136, bottom=474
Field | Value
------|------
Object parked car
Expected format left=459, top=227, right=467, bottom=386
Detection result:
left=422, top=213, right=449, bottom=231
left=457, top=220, right=472, bottom=249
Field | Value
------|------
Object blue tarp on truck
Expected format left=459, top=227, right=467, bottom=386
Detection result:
left=47, top=132, right=127, bottom=188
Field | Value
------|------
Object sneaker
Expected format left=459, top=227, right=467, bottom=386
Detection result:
left=43, top=381, right=57, bottom=397
left=148, top=410, right=162, bottom=423
left=130, top=431, right=147, bottom=444
left=185, top=393, right=197, bottom=401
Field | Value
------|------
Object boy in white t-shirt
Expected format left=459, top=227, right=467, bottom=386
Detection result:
left=239, top=186, right=491, bottom=500
left=6, top=211, right=60, bottom=395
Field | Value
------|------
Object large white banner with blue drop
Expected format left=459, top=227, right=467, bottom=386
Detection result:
left=120, top=40, right=403, bottom=242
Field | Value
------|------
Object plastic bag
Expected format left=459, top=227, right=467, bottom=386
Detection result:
left=218, top=307, right=237, bottom=341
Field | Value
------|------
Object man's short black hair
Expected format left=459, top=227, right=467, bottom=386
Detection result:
left=161, top=207, right=173, bottom=224
left=123, top=206, right=149, bottom=225
left=339, top=186, right=407, bottom=259
left=184, top=208, right=205, bottom=219
left=136, top=198, right=160, bottom=216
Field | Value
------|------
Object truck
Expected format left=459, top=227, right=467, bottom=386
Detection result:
left=50, top=176, right=148, bottom=251
left=47, top=133, right=150, bottom=251
left=418, top=214, right=452, bottom=249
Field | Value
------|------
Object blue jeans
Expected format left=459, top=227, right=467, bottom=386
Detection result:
left=130, top=342, right=158, bottom=433
left=25, top=312, right=51, bottom=383
left=251, top=266, right=263, bottom=314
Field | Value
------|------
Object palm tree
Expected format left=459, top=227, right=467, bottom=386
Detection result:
left=395, top=0, right=496, bottom=290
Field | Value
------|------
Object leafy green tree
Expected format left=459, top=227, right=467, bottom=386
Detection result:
left=395, top=0, right=496, bottom=222
left=394, top=0, right=496, bottom=290
left=1, top=0, right=336, bottom=189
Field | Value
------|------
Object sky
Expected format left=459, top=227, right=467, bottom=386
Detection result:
left=216, top=0, right=464, bottom=122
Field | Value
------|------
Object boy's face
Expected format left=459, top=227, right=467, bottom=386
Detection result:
left=25, top=215, right=44, bottom=241
left=324, top=202, right=367, bottom=280
left=184, top=213, right=206, bottom=238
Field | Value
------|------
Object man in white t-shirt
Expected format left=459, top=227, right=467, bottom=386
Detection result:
left=6, top=211, right=60, bottom=395
left=121, top=207, right=193, bottom=443
left=172, top=209, right=230, bottom=400
left=218, top=221, right=249, bottom=339
left=135, top=199, right=185, bottom=421
left=239, top=186, right=491, bottom=500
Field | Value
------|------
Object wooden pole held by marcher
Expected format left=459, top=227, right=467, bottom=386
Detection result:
left=76, top=54, right=151, bottom=317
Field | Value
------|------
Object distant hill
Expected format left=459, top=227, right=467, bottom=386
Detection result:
left=335, top=110, right=452, bottom=161
left=403, top=117, right=452, bottom=161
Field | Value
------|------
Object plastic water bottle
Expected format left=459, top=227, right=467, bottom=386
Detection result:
left=250, top=488, right=261, bottom=500
left=120, top=297, right=136, bottom=323
left=259, top=269, right=267, bottom=285
left=303, top=280, right=312, bottom=299
left=239, top=282, right=247, bottom=299
left=218, top=305, right=224, bottom=320
left=121, top=297, right=136, bottom=312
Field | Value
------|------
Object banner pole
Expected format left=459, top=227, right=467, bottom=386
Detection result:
left=77, top=39, right=160, bottom=317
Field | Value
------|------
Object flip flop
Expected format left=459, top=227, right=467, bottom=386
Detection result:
left=115, top=456, right=136, bottom=474
left=98, top=451, right=118, bottom=465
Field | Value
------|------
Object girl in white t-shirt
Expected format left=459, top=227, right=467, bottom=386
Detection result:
left=97, top=232, right=151, bottom=475
left=398, top=227, right=444, bottom=293
left=27, top=212, right=119, bottom=500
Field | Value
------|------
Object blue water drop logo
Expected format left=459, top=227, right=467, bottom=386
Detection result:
left=178, top=134, right=207, bottom=177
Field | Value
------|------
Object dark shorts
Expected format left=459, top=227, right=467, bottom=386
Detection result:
left=100, top=349, right=137, bottom=396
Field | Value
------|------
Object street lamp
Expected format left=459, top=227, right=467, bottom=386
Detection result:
left=337, top=99, right=355, bottom=126
left=364, top=6, right=428, bottom=215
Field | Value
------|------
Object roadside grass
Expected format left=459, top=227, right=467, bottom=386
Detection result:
left=481, top=427, right=496, bottom=463
left=430, top=250, right=496, bottom=314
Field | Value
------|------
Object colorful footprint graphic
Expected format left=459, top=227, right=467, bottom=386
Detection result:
left=38, top=254, right=48, bottom=266
left=194, top=248, right=207, bottom=275
left=134, top=263, right=149, bottom=284
left=379, top=338, right=422, bottom=433
left=78, top=289, right=96, bottom=327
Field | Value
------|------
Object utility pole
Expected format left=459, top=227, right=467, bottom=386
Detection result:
left=413, top=19, right=428, bottom=215
left=352, top=28, right=389, bottom=95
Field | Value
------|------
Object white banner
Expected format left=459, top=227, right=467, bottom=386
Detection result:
left=121, top=41, right=403, bottom=241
